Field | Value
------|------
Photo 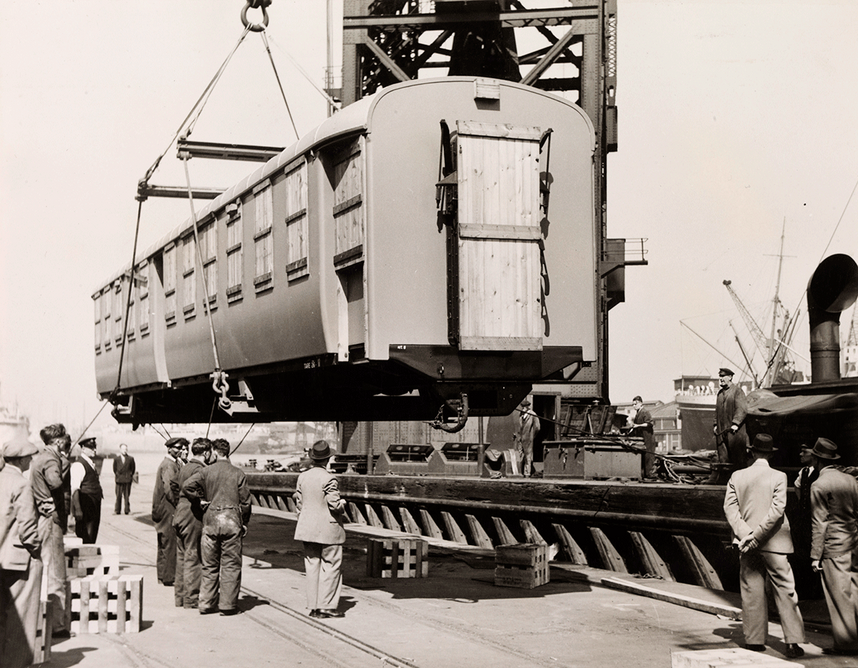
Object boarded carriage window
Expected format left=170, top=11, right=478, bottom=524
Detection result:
left=453, top=121, right=543, bottom=351
left=182, top=235, right=196, bottom=318
left=283, top=161, right=309, bottom=280
left=200, top=222, right=217, bottom=309
left=93, top=294, right=102, bottom=353
left=113, top=281, right=124, bottom=345
left=102, top=288, right=112, bottom=350
left=137, top=261, right=150, bottom=337
left=331, top=138, right=364, bottom=267
left=225, top=202, right=243, bottom=303
left=164, top=244, right=177, bottom=326
left=253, top=181, right=274, bottom=292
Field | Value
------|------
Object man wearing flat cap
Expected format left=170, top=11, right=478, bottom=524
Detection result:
left=70, top=436, right=103, bottom=544
left=808, top=437, right=858, bottom=656
left=0, top=436, right=43, bottom=668
left=710, top=367, right=749, bottom=483
left=152, top=437, right=186, bottom=587
left=724, top=433, right=805, bottom=659
left=293, top=440, right=348, bottom=618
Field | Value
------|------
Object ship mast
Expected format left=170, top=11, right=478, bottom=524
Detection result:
left=764, top=218, right=788, bottom=386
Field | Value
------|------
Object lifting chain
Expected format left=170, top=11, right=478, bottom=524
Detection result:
left=211, top=370, right=232, bottom=412
left=241, top=0, right=271, bottom=32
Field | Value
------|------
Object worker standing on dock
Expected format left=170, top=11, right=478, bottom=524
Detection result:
left=182, top=439, right=251, bottom=616
left=0, top=436, right=43, bottom=668
left=70, top=437, right=103, bottom=544
left=710, top=367, right=748, bottom=483
left=31, top=423, right=71, bottom=636
left=293, top=440, right=348, bottom=618
left=723, top=433, right=805, bottom=659
left=630, top=396, right=655, bottom=479
left=173, top=438, right=212, bottom=609
left=112, top=443, right=136, bottom=515
left=808, top=437, right=858, bottom=657
left=513, top=399, right=541, bottom=478
left=152, top=437, right=186, bottom=587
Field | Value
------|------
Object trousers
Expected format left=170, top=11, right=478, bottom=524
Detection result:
left=114, top=483, right=131, bottom=514
left=39, top=516, right=69, bottom=633
left=0, top=560, right=44, bottom=668
left=739, top=549, right=805, bottom=645
left=303, top=542, right=343, bottom=611
left=175, top=520, right=203, bottom=608
left=199, top=513, right=243, bottom=612
left=820, top=550, right=858, bottom=651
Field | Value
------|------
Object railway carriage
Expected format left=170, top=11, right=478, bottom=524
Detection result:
left=93, top=76, right=599, bottom=424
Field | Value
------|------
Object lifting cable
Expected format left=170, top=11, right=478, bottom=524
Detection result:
left=259, top=30, right=299, bottom=140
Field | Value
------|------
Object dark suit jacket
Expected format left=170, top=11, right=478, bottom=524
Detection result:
left=113, top=454, right=136, bottom=484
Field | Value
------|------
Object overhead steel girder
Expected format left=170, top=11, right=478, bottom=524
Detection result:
left=342, top=7, right=600, bottom=31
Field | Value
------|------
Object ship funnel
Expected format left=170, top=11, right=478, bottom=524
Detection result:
left=807, top=253, right=858, bottom=382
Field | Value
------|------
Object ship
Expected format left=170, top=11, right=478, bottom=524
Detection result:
left=0, top=384, right=30, bottom=445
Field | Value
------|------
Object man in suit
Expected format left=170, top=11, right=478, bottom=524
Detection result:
left=513, top=399, right=541, bottom=478
left=112, top=443, right=136, bottom=515
left=173, top=438, right=212, bottom=609
left=710, top=367, right=748, bottom=483
left=808, top=437, right=858, bottom=656
left=152, top=437, right=186, bottom=587
left=293, top=440, right=348, bottom=618
left=724, top=433, right=805, bottom=659
left=182, top=439, right=251, bottom=616
left=70, top=437, right=103, bottom=544
left=793, top=443, right=822, bottom=599
left=0, top=436, right=43, bottom=668
left=30, top=423, right=71, bottom=635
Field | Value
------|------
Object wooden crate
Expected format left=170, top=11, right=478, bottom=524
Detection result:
left=65, top=544, right=120, bottom=578
left=494, top=543, right=550, bottom=589
left=69, top=574, right=143, bottom=634
left=367, top=538, right=428, bottom=578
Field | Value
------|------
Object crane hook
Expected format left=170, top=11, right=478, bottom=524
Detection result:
left=241, top=0, right=270, bottom=32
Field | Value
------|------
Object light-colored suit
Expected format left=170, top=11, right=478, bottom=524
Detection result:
left=724, top=458, right=805, bottom=646
left=293, top=465, right=347, bottom=611
left=810, top=466, right=858, bottom=651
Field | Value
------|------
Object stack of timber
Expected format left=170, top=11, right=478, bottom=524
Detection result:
left=68, top=574, right=143, bottom=635
left=367, top=537, right=429, bottom=578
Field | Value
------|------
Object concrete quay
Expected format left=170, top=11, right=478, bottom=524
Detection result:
left=43, top=458, right=855, bottom=668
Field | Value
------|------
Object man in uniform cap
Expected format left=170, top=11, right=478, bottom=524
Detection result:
left=293, top=440, right=348, bottom=618
left=808, top=437, right=858, bottom=656
left=0, top=436, right=43, bottom=668
left=70, top=436, right=103, bottom=544
left=710, top=367, right=749, bottom=483
left=152, top=437, right=186, bottom=586
left=724, top=433, right=805, bottom=659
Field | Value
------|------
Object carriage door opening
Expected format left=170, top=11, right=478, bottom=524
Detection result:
left=447, top=121, right=544, bottom=351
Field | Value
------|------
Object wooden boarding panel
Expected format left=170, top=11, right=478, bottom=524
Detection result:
left=34, top=598, right=52, bottom=665
left=455, top=121, right=542, bottom=351
left=69, top=574, right=143, bottom=634
left=366, top=538, right=428, bottom=579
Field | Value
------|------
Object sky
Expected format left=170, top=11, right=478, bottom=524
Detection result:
left=1, top=0, right=857, bottom=435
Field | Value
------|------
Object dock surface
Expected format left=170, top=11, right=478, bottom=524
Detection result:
left=44, top=454, right=852, bottom=667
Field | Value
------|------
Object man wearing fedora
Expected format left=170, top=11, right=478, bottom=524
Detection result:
left=293, top=440, right=348, bottom=618
left=808, top=437, right=858, bottom=656
left=70, top=436, right=103, bottom=544
left=710, top=367, right=748, bottom=483
left=513, top=399, right=541, bottom=478
left=724, top=433, right=805, bottom=659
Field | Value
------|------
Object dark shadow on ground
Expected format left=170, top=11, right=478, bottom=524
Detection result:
left=44, top=646, right=101, bottom=668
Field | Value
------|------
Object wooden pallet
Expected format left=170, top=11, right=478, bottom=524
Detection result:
left=33, top=598, right=53, bottom=664
left=494, top=543, right=550, bottom=589
left=69, top=574, right=143, bottom=634
left=367, top=538, right=429, bottom=578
